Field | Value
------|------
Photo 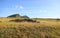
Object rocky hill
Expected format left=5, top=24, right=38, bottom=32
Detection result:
left=7, top=14, right=29, bottom=18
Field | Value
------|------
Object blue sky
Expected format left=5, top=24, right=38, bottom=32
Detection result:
left=0, top=0, right=60, bottom=18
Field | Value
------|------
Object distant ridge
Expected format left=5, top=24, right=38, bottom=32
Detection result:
left=8, top=14, right=20, bottom=18
left=7, top=14, right=29, bottom=18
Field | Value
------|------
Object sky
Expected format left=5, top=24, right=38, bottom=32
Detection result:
left=0, top=0, right=60, bottom=18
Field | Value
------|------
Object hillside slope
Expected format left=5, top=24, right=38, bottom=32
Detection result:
left=0, top=18, right=60, bottom=38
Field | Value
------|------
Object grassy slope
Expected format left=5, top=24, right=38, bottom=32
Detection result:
left=0, top=18, right=60, bottom=38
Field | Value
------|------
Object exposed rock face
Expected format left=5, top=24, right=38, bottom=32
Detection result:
left=8, top=14, right=20, bottom=18
left=7, top=14, right=29, bottom=18
left=8, top=14, right=39, bottom=23
left=22, top=15, right=29, bottom=18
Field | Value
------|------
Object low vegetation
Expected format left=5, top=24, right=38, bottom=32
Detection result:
left=9, top=18, right=37, bottom=23
left=0, top=14, right=60, bottom=38
left=0, top=24, right=60, bottom=38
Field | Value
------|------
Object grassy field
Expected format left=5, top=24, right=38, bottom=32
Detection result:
left=0, top=18, right=60, bottom=38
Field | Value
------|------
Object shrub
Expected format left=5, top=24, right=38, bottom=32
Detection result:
left=9, top=19, right=37, bottom=23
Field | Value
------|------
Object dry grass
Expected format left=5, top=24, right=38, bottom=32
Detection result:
left=0, top=18, right=60, bottom=38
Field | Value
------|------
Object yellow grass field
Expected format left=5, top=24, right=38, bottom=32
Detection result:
left=0, top=18, right=60, bottom=38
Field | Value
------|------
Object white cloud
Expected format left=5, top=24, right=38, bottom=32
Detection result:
left=40, top=10, right=47, bottom=13
left=19, top=6, right=23, bottom=9
left=15, top=5, right=24, bottom=9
